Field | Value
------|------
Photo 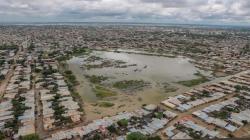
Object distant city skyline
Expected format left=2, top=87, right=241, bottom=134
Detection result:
left=0, top=0, right=250, bottom=26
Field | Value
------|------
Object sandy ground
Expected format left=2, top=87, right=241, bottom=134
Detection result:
left=83, top=87, right=182, bottom=122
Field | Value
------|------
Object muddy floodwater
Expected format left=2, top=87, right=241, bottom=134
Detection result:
left=67, top=50, right=209, bottom=121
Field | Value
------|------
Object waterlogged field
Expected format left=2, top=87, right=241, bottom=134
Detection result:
left=67, top=50, right=210, bottom=121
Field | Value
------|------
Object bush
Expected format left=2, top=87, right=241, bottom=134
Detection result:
left=107, top=124, right=118, bottom=134
left=64, top=70, right=73, bottom=75
left=98, top=102, right=114, bottom=107
left=91, top=133, right=102, bottom=140
left=155, top=112, right=163, bottom=119
left=242, top=120, right=248, bottom=125
left=126, top=132, right=147, bottom=140
left=117, top=119, right=128, bottom=127
left=0, top=131, right=5, bottom=140
left=0, top=74, right=5, bottom=80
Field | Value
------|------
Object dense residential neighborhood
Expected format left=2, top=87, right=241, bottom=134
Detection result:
left=0, top=25, right=250, bottom=140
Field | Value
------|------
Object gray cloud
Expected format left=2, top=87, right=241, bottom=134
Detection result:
left=0, top=0, right=249, bottom=25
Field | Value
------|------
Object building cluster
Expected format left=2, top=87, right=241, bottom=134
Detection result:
left=193, top=96, right=250, bottom=132
left=35, top=59, right=82, bottom=130
left=0, top=25, right=249, bottom=76
left=0, top=52, right=35, bottom=138
left=164, top=119, right=224, bottom=139
left=45, top=104, right=177, bottom=140
left=193, top=73, right=250, bottom=133
left=0, top=25, right=250, bottom=139
left=161, top=71, right=250, bottom=139
left=0, top=46, right=17, bottom=80
left=161, top=85, right=229, bottom=112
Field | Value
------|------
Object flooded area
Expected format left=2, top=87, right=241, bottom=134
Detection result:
left=67, top=51, right=209, bottom=121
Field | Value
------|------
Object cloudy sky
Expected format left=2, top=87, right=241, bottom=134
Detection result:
left=0, top=0, right=250, bottom=25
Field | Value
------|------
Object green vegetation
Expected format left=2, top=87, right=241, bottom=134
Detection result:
left=154, top=112, right=163, bottom=119
left=51, top=93, right=72, bottom=126
left=5, top=96, right=30, bottom=132
left=56, top=55, right=71, bottom=62
left=177, top=72, right=209, bottom=87
left=42, top=65, right=58, bottom=76
left=107, top=124, right=118, bottom=134
left=188, top=130, right=202, bottom=139
left=93, top=85, right=117, bottom=98
left=117, top=119, right=129, bottom=127
left=20, top=134, right=40, bottom=140
left=72, top=47, right=90, bottom=56
left=85, top=55, right=103, bottom=63
left=0, top=74, right=5, bottom=81
left=91, top=133, right=102, bottom=140
left=234, top=85, right=242, bottom=92
left=212, top=111, right=230, bottom=120
left=64, top=70, right=73, bottom=75
left=0, top=59, right=5, bottom=66
left=64, top=70, right=78, bottom=85
left=0, top=44, right=18, bottom=50
left=126, top=132, right=161, bottom=140
left=126, top=132, right=147, bottom=140
left=56, top=48, right=90, bottom=62
left=161, top=83, right=178, bottom=93
left=83, top=58, right=129, bottom=70
left=242, top=120, right=248, bottom=125
left=0, top=131, right=5, bottom=140
left=85, top=75, right=109, bottom=84
left=98, top=102, right=114, bottom=107
left=201, top=90, right=211, bottom=97
left=28, top=42, right=35, bottom=51
left=234, top=85, right=250, bottom=92
left=113, top=80, right=149, bottom=91
left=223, top=105, right=240, bottom=113
left=59, top=64, right=84, bottom=113
left=240, top=44, right=250, bottom=54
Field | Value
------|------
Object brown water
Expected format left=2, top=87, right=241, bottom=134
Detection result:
left=67, top=51, right=209, bottom=102
left=67, top=50, right=212, bottom=121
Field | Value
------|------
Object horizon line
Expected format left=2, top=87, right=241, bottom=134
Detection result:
left=0, top=21, right=250, bottom=28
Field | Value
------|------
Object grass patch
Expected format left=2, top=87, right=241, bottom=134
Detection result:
left=20, top=134, right=40, bottom=140
left=98, top=102, right=114, bottom=107
left=177, top=72, right=209, bottom=87
left=162, top=82, right=178, bottom=93
left=85, top=75, right=108, bottom=84
left=113, top=80, right=149, bottom=91
left=93, top=85, right=117, bottom=98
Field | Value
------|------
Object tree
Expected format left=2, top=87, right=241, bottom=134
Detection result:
left=0, top=74, right=5, bottom=80
left=242, top=120, right=248, bottom=125
left=0, top=131, right=5, bottom=140
left=228, top=133, right=234, bottom=138
left=91, top=133, right=102, bottom=140
left=126, top=132, right=147, bottom=140
left=107, top=124, right=118, bottom=134
left=64, top=70, right=73, bottom=75
left=234, top=85, right=242, bottom=92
